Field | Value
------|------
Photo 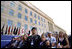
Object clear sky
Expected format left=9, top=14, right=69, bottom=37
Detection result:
left=29, top=1, right=71, bottom=35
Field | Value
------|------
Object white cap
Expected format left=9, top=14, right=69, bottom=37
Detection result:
left=47, top=31, right=52, bottom=34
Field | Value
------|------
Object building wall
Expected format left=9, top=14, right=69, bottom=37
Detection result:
left=53, top=24, right=66, bottom=34
left=1, top=1, right=66, bottom=36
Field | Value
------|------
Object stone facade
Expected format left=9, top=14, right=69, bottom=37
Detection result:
left=1, top=1, right=66, bottom=36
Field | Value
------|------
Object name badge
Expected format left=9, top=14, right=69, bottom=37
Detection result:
left=31, top=41, right=34, bottom=45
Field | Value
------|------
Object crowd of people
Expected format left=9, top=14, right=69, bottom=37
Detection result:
left=2, top=27, right=71, bottom=48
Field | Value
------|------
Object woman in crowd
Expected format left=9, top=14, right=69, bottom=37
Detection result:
left=64, top=33, right=68, bottom=39
left=57, top=31, right=69, bottom=48
left=40, top=33, right=51, bottom=48
left=40, top=33, right=47, bottom=48
left=20, top=34, right=28, bottom=48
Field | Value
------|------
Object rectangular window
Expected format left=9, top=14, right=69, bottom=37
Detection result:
left=17, top=22, right=21, bottom=28
left=10, top=1, right=15, bottom=7
left=34, top=20, right=37, bottom=24
left=8, top=20, right=13, bottom=27
left=30, top=11, right=32, bottom=16
left=38, top=22, right=40, bottom=25
left=38, top=16, right=40, bottom=20
left=25, top=15, right=28, bottom=21
left=1, top=6, right=4, bottom=12
left=24, top=24, right=28, bottom=30
left=18, top=13, right=21, bottom=18
left=43, top=19, right=44, bottom=22
left=30, top=18, right=33, bottom=23
left=9, top=9, right=14, bottom=16
left=34, top=13, right=37, bottom=18
left=43, top=19, right=45, bottom=22
left=42, top=24, right=43, bottom=26
left=25, top=8, right=28, bottom=14
left=18, top=5, right=22, bottom=11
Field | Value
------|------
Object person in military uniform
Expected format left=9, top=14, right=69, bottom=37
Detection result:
left=26, top=27, right=41, bottom=48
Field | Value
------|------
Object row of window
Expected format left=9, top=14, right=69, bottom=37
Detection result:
left=7, top=20, right=46, bottom=30
left=8, top=20, right=21, bottom=27
left=1, top=1, right=46, bottom=22
left=1, top=7, right=45, bottom=27
left=8, top=20, right=28, bottom=30
left=1, top=2, right=45, bottom=22
left=7, top=20, right=43, bottom=33
left=30, top=18, right=46, bottom=27
left=8, top=9, right=45, bottom=22
left=1, top=2, right=46, bottom=28
left=8, top=9, right=46, bottom=27
left=9, top=1, right=45, bottom=22
left=7, top=20, right=41, bottom=31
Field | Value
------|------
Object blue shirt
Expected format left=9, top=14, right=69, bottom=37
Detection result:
left=46, top=36, right=56, bottom=43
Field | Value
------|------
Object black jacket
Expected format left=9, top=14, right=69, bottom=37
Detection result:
left=26, top=35, right=41, bottom=48
left=40, top=40, right=51, bottom=48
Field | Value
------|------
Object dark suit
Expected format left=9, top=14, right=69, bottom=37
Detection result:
left=26, top=35, right=41, bottom=48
